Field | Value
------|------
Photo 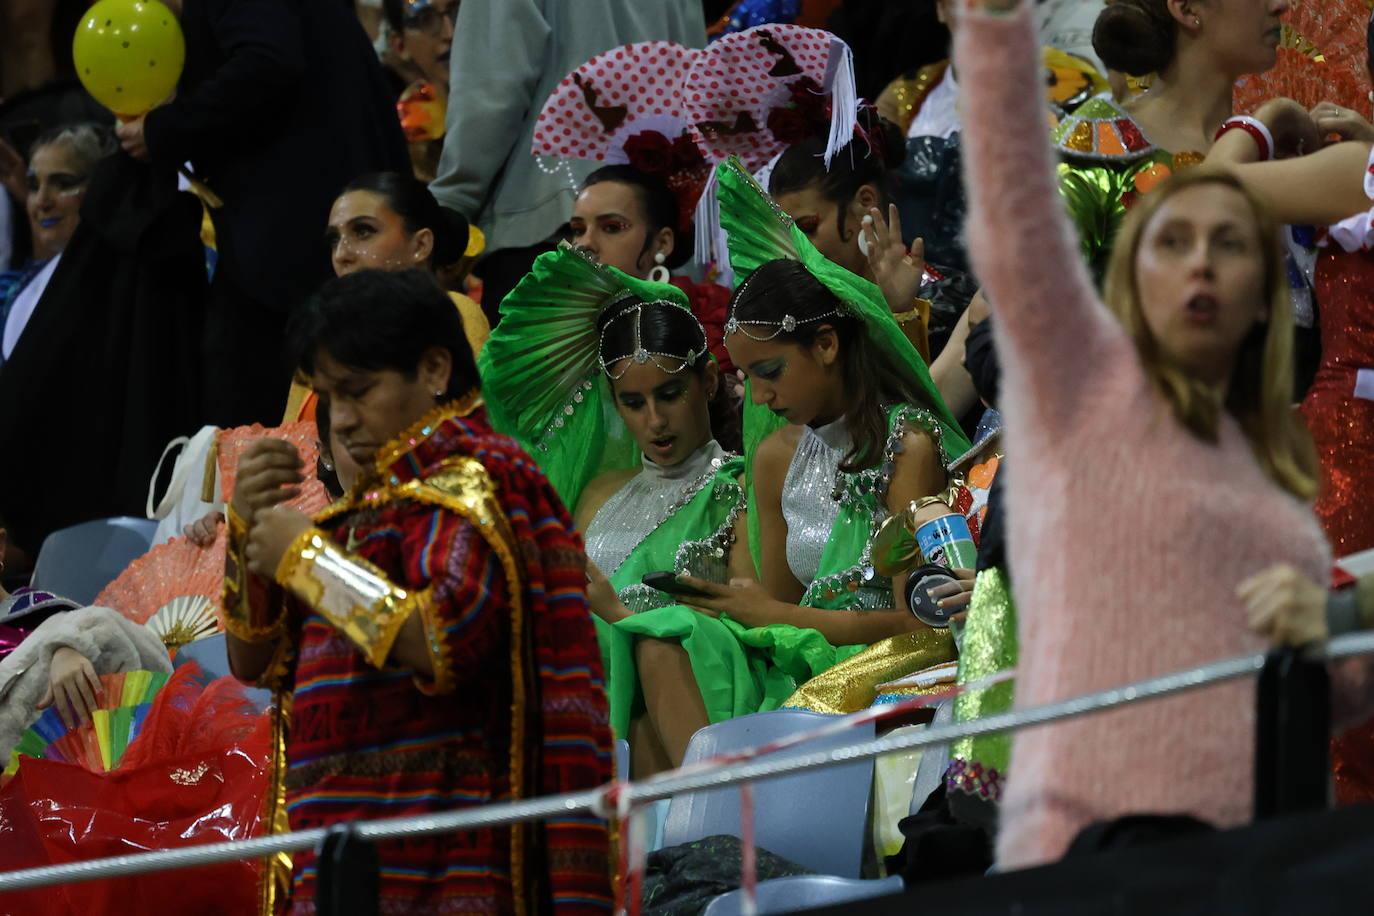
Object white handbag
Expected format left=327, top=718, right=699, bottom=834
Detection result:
left=146, top=425, right=223, bottom=545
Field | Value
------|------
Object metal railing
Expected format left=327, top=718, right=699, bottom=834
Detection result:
left=1, top=631, right=1372, bottom=896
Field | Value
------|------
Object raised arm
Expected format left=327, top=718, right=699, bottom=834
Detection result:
left=956, top=0, right=1127, bottom=425
left=1206, top=115, right=1373, bottom=228
left=429, top=0, right=551, bottom=220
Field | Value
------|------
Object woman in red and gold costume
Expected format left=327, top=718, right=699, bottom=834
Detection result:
left=222, top=268, right=614, bottom=915
left=1231, top=0, right=1374, bottom=559
left=1209, top=5, right=1374, bottom=807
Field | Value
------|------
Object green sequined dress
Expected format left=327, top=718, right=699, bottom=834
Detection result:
left=479, top=245, right=803, bottom=738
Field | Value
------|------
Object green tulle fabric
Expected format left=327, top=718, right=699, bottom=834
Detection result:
left=712, top=156, right=971, bottom=574
left=946, top=567, right=1018, bottom=805
left=591, top=456, right=793, bottom=737
left=476, top=242, right=692, bottom=512
left=478, top=243, right=811, bottom=738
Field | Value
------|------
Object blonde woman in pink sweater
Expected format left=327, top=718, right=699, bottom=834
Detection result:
left=956, top=0, right=1334, bottom=869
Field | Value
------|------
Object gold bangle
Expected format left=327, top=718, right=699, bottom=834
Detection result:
left=909, top=483, right=964, bottom=516
left=893, top=298, right=932, bottom=325
left=275, top=528, right=416, bottom=668
left=222, top=605, right=285, bottom=643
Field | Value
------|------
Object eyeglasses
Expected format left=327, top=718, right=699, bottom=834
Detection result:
left=403, top=0, right=458, bottom=36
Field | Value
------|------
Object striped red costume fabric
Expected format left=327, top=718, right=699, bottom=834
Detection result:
left=252, top=404, right=614, bottom=915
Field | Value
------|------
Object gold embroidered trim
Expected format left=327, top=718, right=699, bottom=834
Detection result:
left=369, top=390, right=483, bottom=475
left=226, top=503, right=249, bottom=540
left=395, top=458, right=530, bottom=916
left=413, top=590, right=456, bottom=697
left=222, top=506, right=286, bottom=643
left=258, top=691, right=294, bottom=916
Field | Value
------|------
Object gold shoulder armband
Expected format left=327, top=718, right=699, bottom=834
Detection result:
left=274, top=528, right=421, bottom=669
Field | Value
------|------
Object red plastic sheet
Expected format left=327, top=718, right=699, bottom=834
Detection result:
left=0, top=666, right=272, bottom=916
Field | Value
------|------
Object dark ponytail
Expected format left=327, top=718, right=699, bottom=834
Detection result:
left=730, top=258, right=924, bottom=472
left=767, top=110, right=906, bottom=245
left=341, top=172, right=470, bottom=268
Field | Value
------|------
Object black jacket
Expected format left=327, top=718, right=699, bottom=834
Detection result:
left=0, top=156, right=205, bottom=554
left=143, top=0, right=409, bottom=312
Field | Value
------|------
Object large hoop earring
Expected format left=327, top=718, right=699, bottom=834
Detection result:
left=649, top=250, right=670, bottom=284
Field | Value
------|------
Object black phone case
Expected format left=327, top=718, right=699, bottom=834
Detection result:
left=641, top=571, right=713, bottom=599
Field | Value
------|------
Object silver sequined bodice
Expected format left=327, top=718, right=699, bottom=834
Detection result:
left=584, top=441, right=728, bottom=576
left=781, top=420, right=850, bottom=586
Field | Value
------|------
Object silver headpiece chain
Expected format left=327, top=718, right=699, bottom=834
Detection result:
left=597, top=299, right=710, bottom=380
left=723, top=270, right=844, bottom=342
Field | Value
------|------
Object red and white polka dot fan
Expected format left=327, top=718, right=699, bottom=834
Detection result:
left=683, top=24, right=858, bottom=173
left=532, top=41, right=702, bottom=164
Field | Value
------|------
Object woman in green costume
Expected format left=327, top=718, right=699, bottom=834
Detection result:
left=682, top=158, right=972, bottom=713
left=479, top=244, right=780, bottom=775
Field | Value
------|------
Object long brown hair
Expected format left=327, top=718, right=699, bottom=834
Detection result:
left=1101, top=169, right=1317, bottom=498
left=730, top=259, right=928, bottom=472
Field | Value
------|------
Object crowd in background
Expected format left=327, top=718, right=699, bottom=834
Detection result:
left=2, top=0, right=1374, bottom=913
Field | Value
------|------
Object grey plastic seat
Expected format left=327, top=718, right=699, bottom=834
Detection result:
left=702, top=874, right=905, bottom=916
left=31, top=516, right=159, bottom=606
left=660, top=709, right=876, bottom=878
left=174, top=632, right=235, bottom=680
left=911, top=698, right=955, bottom=815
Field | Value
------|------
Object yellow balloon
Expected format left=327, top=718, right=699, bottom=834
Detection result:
left=73, top=0, right=185, bottom=118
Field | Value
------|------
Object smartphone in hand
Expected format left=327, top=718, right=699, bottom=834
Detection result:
left=641, top=571, right=714, bottom=600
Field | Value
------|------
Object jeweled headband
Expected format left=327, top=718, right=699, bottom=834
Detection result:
left=723, top=268, right=844, bottom=342
left=597, top=297, right=710, bottom=380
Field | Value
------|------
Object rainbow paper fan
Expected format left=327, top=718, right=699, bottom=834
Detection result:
left=5, top=670, right=170, bottom=778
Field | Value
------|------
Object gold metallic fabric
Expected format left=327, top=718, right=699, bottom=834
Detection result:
left=274, top=528, right=421, bottom=670
left=783, top=628, right=957, bottom=715
left=221, top=505, right=286, bottom=643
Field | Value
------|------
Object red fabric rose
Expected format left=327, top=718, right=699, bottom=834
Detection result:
left=670, top=134, right=706, bottom=173
left=789, top=77, right=830, bottom=124
left=767, top=105, right=814, bottom=146
left=670, top=277, right=735, bottom=374
left=623, top=130, right=675, bottom=176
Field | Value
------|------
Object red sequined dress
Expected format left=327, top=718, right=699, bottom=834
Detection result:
left=1302, top=247, right=1374, bottom=559
left=1308, top=148, right=1374, bottom=806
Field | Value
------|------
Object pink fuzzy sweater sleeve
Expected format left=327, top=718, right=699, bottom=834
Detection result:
left=955, top=4, right=1134, bottom=434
